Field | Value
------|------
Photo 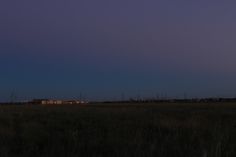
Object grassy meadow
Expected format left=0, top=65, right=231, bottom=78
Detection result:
left=0, top=102, right=236, bottom=157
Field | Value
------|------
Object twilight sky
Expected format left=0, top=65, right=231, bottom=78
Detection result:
left=1, top=0, right=236, bottom=101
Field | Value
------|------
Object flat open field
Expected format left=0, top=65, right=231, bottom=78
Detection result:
left=0, top=102, right=236, bottom=157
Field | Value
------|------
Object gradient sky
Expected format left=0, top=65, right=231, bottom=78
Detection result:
left=1, top=0, right=236, bottom=101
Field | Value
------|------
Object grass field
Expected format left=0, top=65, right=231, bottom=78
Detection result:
left=0, top=102, right=236, bottom=157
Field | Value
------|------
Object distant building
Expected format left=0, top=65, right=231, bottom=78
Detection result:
left=31, top=99, right=86, bottom=105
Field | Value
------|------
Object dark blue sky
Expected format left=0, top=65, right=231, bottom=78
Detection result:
left=1, top=0, right=236, bottom=101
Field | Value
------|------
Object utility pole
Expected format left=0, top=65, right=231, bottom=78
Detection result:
left=121, top=92, right=125, bottom=101
left=10, top=91, right=17, bottom=103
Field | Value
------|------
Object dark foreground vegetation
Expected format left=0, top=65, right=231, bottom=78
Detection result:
left=0, top=103, right=236, bottom=157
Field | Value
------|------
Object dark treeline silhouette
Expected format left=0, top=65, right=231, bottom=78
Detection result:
left=2, top=97, right=236, bottom=105
left=0, top=102, right=26, bottom=105
left=98, top=97, right=236, bottom=104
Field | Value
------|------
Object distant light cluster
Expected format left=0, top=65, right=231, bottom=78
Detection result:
left=30, top=99, right=87, bottom=105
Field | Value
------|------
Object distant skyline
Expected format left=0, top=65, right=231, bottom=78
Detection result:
left=1, top=0, right=236, bottom=101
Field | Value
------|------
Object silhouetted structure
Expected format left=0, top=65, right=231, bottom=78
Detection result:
left=30, top=99, right=86, bottom=105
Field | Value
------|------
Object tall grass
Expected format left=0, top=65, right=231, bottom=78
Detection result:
left=0, top=103, right=235, bottom=157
